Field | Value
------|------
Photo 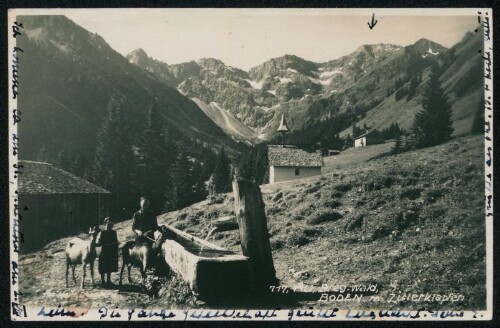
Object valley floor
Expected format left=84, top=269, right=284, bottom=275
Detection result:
left=19, top=135, right=486, bottom=311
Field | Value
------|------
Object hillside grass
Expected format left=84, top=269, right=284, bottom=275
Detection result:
left=322, top=141, right=394, bottom=173
left=19, top=135, right=486, bottom=310
left=161, top=134, right=486, bottom=310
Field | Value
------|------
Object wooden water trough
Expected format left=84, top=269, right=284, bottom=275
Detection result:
left=161, top=225, right=250, bottom=300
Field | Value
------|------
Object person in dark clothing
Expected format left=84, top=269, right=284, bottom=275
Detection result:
left=132, top=197, right=160, bottom=245
left=96, top=217, right=119, bottom=287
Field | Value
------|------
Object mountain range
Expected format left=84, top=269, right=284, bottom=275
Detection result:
left=127, top=32, right=482, bottom=142
left=17, top=15, right=483, bottom=168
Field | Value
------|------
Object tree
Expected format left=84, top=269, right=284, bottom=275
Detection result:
left=211, top=147, right=232, bottom=194
left=352, top=122, right=362, bottom=139
left=406, top=76, right=419, bottom=102
left=170, top=150, right=207, bottom=210
left=137, top=98, right=174, bottom=214
left=392, top=134, right=402, bottom=154
left=471, top=98, right=485, bottom=135
left=92, top=95, right=136, bottom=217
left=253, top=145, right=269, bottom=185
left=191, top=160, right=208, bottom=203
left=412, top=69, right=454, bottom=148
left=234, top=144, right=270, bottom=185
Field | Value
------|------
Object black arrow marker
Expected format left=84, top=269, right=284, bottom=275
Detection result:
left=368, top=13, right=378, bottom=29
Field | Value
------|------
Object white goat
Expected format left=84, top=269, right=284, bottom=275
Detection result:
left=65, top=226, right=99, bottom=288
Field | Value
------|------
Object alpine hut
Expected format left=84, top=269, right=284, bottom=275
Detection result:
left=18, top=160, right=110, bottom=253
left=354, top=129, right=385, bottom=148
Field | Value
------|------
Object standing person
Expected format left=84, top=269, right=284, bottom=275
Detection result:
left=132, top=197, right=160, bottom=244
left=96, top=217, right=119, bottom=287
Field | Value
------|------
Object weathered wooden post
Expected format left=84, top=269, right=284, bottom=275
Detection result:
left=232, top=178, right=278, bottom=291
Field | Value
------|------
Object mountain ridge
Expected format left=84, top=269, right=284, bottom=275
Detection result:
left=17, top=15, right=239, bottom=169
left=124, top=28, right=482, bottom=146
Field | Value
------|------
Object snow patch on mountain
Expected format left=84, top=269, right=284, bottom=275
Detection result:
left=245, top=79, right=263, bottom=89
left=25, top=27, right=43, bottom=40
left=280, top=77, right=293, bottom=83
left=319, top=69, right=342, bottom=78
left=49, top=40, right=72, bottom=53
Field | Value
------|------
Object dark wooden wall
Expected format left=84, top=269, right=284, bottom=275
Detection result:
left=19, top=193, right=109, bottom=253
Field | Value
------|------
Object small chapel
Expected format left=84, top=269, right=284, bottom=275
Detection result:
left=267, top=114, right=323, bottom=184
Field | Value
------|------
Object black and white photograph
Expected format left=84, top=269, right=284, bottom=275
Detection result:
left=8, top=7, right=493, bottom=321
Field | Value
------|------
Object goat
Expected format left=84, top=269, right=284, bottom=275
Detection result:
left=65, top=226, right=99, bottom=289
left=119, top=230, right=167, bottom=286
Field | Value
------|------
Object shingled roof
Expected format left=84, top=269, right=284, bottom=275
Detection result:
left=354, top=129, right=383, bottom=140
left=18, top=160, right=110, bottom=194
left=268, top=145, right=323, bottom=167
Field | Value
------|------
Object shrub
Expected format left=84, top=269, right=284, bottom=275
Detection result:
left=272, top=191, right=284, bottom=202
left=304, top=185, right=321, bottom=194
left=204, top=209, right=219, bottom=219
left=271, top=239, right=285, bottom=250
left=396, top=210, right=419, bottom=229
left=307, top=209, right=343, bottom=225
left=401, top=177, right=419, bottom=187
left=354, top=199, right=365, bottom=207
left=286, top=229, right=310, bottom=247
left=423, top=188, right=446, bottom=204
left=345, top=214, right=364, bottom=231
left=157, top=273, right=198, bottom=308
left=303, top=228, right=322, bottom=237
left=294, top=203, right=316, bottom=218
left=370, top=199, right=386, bottom=209
left=367, top=225, right=391, bottom=240
left=331, top=191, right=345, bottom=199
left=172, top=221, right=187, bottom=230
left=334, top=183, right=352, bottom=192
left=400, top=187, right=423, bottom=200
left=364, top=175, right=395, bottom=191
left=267, top=206, right=282, bottom=216
left=208, top=194, right=225, bottom=204
left=420, top=205, right=447, bottom=222
left=321, top=199, right=342, bottom=209
left=186, top=213, right=200, bottom=225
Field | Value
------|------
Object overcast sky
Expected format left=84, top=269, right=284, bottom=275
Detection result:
left=18, top=8, right=479, bottom=70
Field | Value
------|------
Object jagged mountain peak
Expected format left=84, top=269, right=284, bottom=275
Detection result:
left=21, top=14, right=114, bottom=58
left=126, top=48, right=152, bottom=65
left=195, top=57, right=249, bottom=80
left=410, top=38, right=447, bottom=54
left=128, top=48, right=149, bottom=57
left=198, top=57, right=225, bottom=66
left=413, top=37, right=438, bottom=45
left=248, top=54, right=319, bottom=82
left=263, top=54, right=317, bottom=68
left=353, top=43, right=402, bottom=55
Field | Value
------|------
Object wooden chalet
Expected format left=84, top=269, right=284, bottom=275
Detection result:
left=18, top=160, right=110, bottom=253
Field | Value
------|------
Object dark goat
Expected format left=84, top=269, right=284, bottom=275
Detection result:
left=119, top=231, right=166, bottom=285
